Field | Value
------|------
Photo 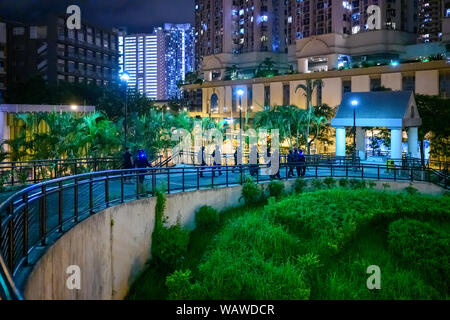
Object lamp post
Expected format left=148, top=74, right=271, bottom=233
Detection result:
left=120, top=72, right=130, bottom=148
left=351, top=99, right=358, bottom=163
left=237, top=89, right=244, bottom=147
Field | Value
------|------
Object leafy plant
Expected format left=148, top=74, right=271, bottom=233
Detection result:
left=338, top=178, right=349, bottom=188
left=165, top=269, right=202, bottom=300
left=323, top=177, right=336, bottom=189
left=405, top=184, right=419, bottom=195
left=241, top=176, right=262, bottom=205
left=311, top=179, right=323, bottom=190
left=195, top=206, right=219, bottom=230
left=268, top=180, right=285, bottom=199
left=294, top=178, right=307, bottom=193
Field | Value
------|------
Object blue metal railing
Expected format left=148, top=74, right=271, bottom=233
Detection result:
left=0, top=161, right=447, bottom=300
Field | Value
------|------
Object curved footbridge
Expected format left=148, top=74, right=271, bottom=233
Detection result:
left=0, top=162, right=447, bottom=300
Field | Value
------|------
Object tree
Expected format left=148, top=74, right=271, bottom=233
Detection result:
left=415, top=94, right=450, bottom=164
left=295, top=79, right=324, bottom=154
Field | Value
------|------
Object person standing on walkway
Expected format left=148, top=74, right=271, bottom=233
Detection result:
left=287, top=149, right=295, bottom=178
left=198, top=146, right=207, bottom=177
left=122, top=147, right=134, bottom=182
left=294, top=148, right=301, bottom=177
left=134, top=149, right=151, bottom=184
left=212, top=146, right=222, bottom=177
left=299, top=149, right=307, bottom=177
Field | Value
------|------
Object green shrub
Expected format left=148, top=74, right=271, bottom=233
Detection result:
left=241, top=176, right=262, bottom=205
left=311, top=179, right=323, bottom=190
left=388, top=218, right=449, bottom=293
left=338, top=178, right=349, bottom=188
left=151, top=190, right=190, bottom=270
left=17, top=169, right=28, bottom=185
left=268, top=180, right=285, bottom=198
left=368, top=181, right=376, bottom=189
left=195, top=206, right=219, bottom=230
left=166, top=269, right=203, bottom=300
left=405, top=184, right=419, bottom=195
left=294, top=178, right=307, bottom=193
left=323, top=177, right=336, bottom=189
left=348, top=179, right=366, bottom=189
left=382, top=183, right=391, bottom=191
left=152, top=224, right=190, bottom=271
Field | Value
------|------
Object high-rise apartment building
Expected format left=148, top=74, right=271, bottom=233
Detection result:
left=195, top=0, right=419, bottom=79
left=121, top=31, right=165, bottom=99
left=0, top=22, right=7, bottom=102
left=164, top=23, right=195, bottom=99
left=418, top=0, right=450, bottom=43
left=7, top=15, right=119, bottom=86
left=286, top=0, right=417, bottom=46
left=194, top=0, right=287, bottom=69
left=120, top=24, right=195, bottom=100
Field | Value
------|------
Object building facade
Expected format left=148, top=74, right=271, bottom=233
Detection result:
left=164, top=23, right=195, bottom=99
left=195, top=0, right=420, bottom=80
left=120, top=24, right=195, bottom=100
left=0, top=22, right=6, bottom=102
left=418, top=0, right=450, bottom=43
left=7, top=15, right=119, bottom=86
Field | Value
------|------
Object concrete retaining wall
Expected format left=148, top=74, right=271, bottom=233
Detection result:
left=23, top=180, right=444, bottom=300
left=24, top=186, right=243, bottom=300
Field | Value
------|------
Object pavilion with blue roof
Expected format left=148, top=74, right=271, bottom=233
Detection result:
left=331, top=91, right=422, bottom=160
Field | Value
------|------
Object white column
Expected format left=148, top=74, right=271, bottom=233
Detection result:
left=407, top=127, right=419, bottom=158
left=204, top=71, right=212, bottom=82
left=0, top=112, right=9, bottom=153
left=336, top=127, right=346, bottom=157
left=356, top=127, right=366, bottom=160
left=327, top=54, right=339, bottom=71
left=298, top=58, right=308, bottom=74
left=390, top=127, right=403, bottom=160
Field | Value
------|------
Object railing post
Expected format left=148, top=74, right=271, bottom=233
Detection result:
left=120, top=171, right=124, bottom=203
left=182, top=168, right=185, bottom=192
left=8, top=202, right=14, bottom=272
left=167, top=169, right=171, bottom=194
left=197, top=167, right=200, bottom=190
left=23, top=193, right=29, bottom=265
left=411, top=168, right=414, bottom=182
left=136, top=173, right=140, bottom=200
left=377, top=166, right=380, bottom=180
left=105, top=173, right=109, bottom=207
left=394, top=167, right=397, bottom=181
left=315, top=165, right=318, bottom=178
left=74, top=178, right=79, bottom=222
left=361, top=165, right=364, bottom=179
left=152, top=169, right=156, bottom=196
left=40, top=185, right=47, bottom=246
left=211, top=167, right=214, bottom=188
left=58, top=180, right=63, bottom=233
left=89, top=175, right=94, bottom=214
left=226, top=165, right=229, bottom=187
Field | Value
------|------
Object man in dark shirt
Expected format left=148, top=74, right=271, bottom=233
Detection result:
left=122, top=147, right=133, bottom=182
left=135, top=149, right=151, bottom=184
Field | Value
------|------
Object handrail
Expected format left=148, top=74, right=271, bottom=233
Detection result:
left=0, top=161, right=448, bottom=300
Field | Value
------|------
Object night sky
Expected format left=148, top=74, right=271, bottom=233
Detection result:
left=0, top=0, right=195, bottom=32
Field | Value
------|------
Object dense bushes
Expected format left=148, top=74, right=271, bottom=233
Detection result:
left=196, top=211, right=309, bottom=299
left=388, top=219, right=449, bottom=292
left=151, top=190, right=190, bottom=271
left=241, top=176, right=262, bottom=205
left=195, top=206, right=219, bottom=230
left=268, top=180, right=285, bottom=198
left=294, top=178, right=307, bottom=193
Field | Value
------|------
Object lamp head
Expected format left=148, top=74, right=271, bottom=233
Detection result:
left=351, top=99, right=358, bottom=107
left=237, top=89, right=244, bottom=96
left=120, top=72, right=130, bottom=83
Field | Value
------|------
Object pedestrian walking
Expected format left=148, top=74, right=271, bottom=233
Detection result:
left=122, top=147, right=134, bottom=182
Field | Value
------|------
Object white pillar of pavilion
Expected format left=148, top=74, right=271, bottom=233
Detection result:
left=356, top=127, right=366, bottom=160
left=390, top=127, right=403, bottom=160
left=336, top=127, right=346, bottom=157
left=407, top=127, right=419, bottom=158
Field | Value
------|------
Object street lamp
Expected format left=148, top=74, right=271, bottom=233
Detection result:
left=237, top=89, right=244, bottom=146
left=351, top=99, right=358, bottom=161
left=120, top=72, right=130, bottom=148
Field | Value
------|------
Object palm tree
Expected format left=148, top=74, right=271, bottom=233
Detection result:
left=295, top=79, right=324, bottom=154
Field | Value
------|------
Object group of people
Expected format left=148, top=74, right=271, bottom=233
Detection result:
left=287, top=149, right=307, bottom=178
left=122, top=147, right=152, bottom=183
